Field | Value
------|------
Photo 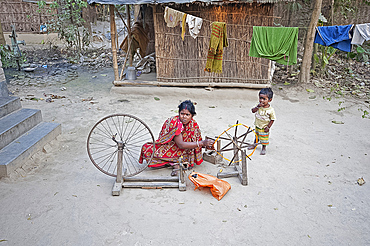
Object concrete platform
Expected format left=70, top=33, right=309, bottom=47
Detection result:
left=0, top=108, right=42, bottom=150
left=0, top=96, right=21, bottom=118
left=110, top=85, right=259, bottom=100
left=0, top=122, right=61, bottom=177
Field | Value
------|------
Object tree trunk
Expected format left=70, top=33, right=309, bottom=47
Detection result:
left=298, top=0, right=322, bottom=84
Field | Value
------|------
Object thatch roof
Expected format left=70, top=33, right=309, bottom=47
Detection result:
left=88, top=0, right=295, bottom=5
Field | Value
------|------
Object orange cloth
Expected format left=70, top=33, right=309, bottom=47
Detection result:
left=189, top=172, right=231, bottom=200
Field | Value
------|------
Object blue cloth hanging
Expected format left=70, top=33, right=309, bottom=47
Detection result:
left=314, top=25, right=353, bottom=52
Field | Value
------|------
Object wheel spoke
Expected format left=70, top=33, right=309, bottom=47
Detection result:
left=87, top=114, right=155, bottom=177
left=215, top=123, right=257, bottom=164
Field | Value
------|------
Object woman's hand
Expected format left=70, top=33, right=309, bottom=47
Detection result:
left=202, top=139, right=215, bottom=149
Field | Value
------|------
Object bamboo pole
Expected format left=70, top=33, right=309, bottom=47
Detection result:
left=126, top=4, right=133, bottom=66
left=109, top=5, right=119, bottom=81
left=115, top=8, right=130, bottom=34
left=119, top=38, right=133, bottom=80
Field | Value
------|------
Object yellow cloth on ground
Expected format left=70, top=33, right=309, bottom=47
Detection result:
left=205, top=22, right=228, bottom=73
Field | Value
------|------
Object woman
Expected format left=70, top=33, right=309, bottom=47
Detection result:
left=139, top=100, right=214, bottom=176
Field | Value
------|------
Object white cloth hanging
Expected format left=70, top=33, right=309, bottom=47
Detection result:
left=186, top=14, right=203, bottom=39
left=351, top=23, right=370, bottom=45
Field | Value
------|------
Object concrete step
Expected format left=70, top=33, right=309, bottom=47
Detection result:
left=0, top=108, right=42, bottom=150
left=0, top=121, right=61, bottom=177
left=0, top=96, right=21, bottom=118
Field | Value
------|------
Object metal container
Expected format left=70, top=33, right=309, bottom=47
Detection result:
left=125, top=66, right=137, bottom=80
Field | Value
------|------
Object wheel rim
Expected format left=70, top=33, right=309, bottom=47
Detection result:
left=87, top=114, right=155, bottom=177
left=215, top=123, right=257, bottom=165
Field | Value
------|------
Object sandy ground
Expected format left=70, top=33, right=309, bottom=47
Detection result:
left=1, top=68, right=370, bottom=245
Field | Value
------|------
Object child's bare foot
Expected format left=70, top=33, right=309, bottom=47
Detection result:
left=260, top=146, right=266, bottom=155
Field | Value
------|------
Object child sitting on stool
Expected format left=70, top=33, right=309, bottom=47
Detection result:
left=249, top=88, right=276, bottom=155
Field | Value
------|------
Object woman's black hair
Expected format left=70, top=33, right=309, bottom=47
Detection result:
left=259, top=88, right=273, bottom=100
left=178, top=100, right=196, bottom=116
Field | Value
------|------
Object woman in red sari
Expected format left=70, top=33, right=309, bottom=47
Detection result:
left=139, top=100, right=214, bottom=176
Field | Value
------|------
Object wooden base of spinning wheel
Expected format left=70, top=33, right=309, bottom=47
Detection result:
left=217, top=150, right=248, bottom=186
left=112, top=157, right=187, bottom=196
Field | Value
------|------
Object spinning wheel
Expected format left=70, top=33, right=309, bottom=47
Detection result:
left=214, top=122, right=258, bottom=166
left=87, top=114, right=155, bottom=178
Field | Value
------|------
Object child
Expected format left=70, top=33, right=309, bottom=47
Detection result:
left=250, top=88, right=276, bottom=155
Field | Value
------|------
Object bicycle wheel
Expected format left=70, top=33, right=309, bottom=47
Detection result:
left=87, top=114, right=155, bottom=177
left=215, top=123, right=257, bottom=165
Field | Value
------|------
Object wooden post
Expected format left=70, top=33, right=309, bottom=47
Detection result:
left=119, top=38, right=133, bottom=80
left=239, top=150, right=248, bottom=186
left=179, top=157, right=186, bottom=191
left=112, top=142, right=123, bottom=196
left=126, top=5, right=133, bottom=66
left=109, top=5, right=119, bottom=81
left=233, top=136, right=239, bottom=163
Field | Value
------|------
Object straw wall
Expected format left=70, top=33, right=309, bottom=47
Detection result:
left=152, top=3, right=273, bottom=85
left=0, top=0, right=53, bottom=33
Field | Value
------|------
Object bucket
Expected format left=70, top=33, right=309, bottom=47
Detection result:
left=126, top=66, right=137, bottom=80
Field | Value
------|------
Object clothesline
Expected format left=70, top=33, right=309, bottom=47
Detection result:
left=155, top=31, right=251, bottom=43
left=156, top=55, right=270, bottom=67
left=155, top=11, right=281, bottom=19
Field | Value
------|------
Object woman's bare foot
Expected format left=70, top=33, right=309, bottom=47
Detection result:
left=260, top=146, right=266, bottom=155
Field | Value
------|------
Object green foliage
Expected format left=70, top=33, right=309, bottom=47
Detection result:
left=0, top=45, right=25, bottom=69
left=358, top=108, right=370, bottom=118
left=348, top=44, right=370, bottom=62
left=314, top=45, right=337, bottom=75
left=287, top=2, right=303, bottom=12
left=37, top=0, right=90, bottom=54
left=334, top=0, right=357, bottom=19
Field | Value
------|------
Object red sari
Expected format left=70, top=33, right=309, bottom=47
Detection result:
left=139, top=116, right=203, bottom=167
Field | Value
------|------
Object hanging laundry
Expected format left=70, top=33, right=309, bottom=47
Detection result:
left=120, top=22, right=149, bottom=58
left=351, top=23, right=370, bottom=45
left=205, top=22, right=228, bottom=73
left=249, top=26, right=299, bottom=66
left=164, top=7, right=187, bottom=41
left=314, top=25, right=353, bottom=52
left=186, top=14, right=203, bottom=39
left=181, top=14, right=187, bottom=41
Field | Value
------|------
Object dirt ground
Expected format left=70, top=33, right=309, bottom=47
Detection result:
left=1, top=60, right=370, bottom=245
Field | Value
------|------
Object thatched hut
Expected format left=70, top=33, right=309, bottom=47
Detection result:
left=88, top=0, right=295, bottom=88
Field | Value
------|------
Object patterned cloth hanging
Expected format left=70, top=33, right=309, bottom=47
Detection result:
left=164, top=7, right=187, bottom=41
left=204, top=22, right=228, bottom=73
